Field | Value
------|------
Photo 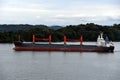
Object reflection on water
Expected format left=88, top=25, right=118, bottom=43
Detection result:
left=0, top=42, right=120, bottom=80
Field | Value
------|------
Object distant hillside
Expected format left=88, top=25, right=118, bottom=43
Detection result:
left=0, top=23, right=120, bottom=43
left=0, top=24, right=63, bottom=32
left=0, top=24, right=48, bottom=32
left=49, top=25, right=63, bottom=30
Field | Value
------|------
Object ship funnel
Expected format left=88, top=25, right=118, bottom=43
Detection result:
left=100, top=33, right=103, bottom=39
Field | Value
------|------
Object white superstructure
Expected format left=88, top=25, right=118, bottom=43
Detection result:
left=97, top=33, right=114, bottom=47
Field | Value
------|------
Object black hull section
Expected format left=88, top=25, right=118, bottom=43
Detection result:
left=13, top=41, right=114, bottom=52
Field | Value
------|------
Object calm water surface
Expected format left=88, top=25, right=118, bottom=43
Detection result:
left=0, top=42, right=120, bottom=80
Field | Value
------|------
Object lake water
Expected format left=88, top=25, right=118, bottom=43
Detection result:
left=0, top=42, right=120, bottom=80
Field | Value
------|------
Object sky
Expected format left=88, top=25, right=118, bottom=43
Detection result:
left=0, top=0, right=120, bottom=25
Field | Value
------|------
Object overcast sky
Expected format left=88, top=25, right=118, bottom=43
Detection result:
left=0, top=0, right=120, bottom=25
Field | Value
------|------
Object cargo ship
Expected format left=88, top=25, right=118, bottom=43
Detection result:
left=13, top=33, right=114, bottom=52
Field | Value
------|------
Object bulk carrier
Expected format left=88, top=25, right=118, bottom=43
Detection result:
left=13, top=33, right=114, bottom=52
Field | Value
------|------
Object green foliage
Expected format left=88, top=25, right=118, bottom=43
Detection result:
left=0, top=23, right=120, bottom=43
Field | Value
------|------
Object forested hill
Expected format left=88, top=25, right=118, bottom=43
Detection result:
left=0, top=24, right=63, bottom=32
left=0, top=23, right=120, bottom=43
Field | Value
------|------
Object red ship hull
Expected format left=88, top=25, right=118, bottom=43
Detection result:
left=13, top=41, right=114, bottom=52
